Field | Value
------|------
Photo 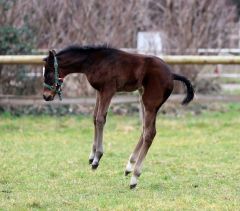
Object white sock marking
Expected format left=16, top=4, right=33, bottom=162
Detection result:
left=126, top=160, right=133, bottom=172
left=89, top=151, right=95, bottom=160
left=130, top=175, right=138, bottom=186
left=92, top=156, right=99, bottom=165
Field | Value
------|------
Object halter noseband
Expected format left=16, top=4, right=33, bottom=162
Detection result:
left=43, top=55, right=63, bottom=100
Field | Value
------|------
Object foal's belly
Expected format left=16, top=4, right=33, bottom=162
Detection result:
left=119, top=86, right=138, bottom=92
left=116, top=79, right=140, bottom=92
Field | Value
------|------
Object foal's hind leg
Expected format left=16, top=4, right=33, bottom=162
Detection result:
left=125, top=133, right=143, bottom=176
left=129, top=77, right=173, bottom=188
left=125, top=89, right=145, bottom=175
left=89, top=93, right=99, bottom=164
left=130, top=109, right=157, bottom=188
left=91, top=90, right=114, bottom=169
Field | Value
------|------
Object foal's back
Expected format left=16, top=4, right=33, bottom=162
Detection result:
left=104, top=50, right=174, bottom=93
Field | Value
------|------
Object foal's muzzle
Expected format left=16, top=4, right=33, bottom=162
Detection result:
left=43, top=92, right=54, bottom=101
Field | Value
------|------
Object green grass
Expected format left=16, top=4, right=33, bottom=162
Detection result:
left=218, top=77, right=240, bottom=84
left=222, top=88, right=240, bottom=95
left=0, top=104, right=240, bottom=210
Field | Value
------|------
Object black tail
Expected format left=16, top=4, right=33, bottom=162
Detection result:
left=173, top=73, right=194, bottom=105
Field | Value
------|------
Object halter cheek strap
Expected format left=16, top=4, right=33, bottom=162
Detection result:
left=43, top=55, right=64, bottom=100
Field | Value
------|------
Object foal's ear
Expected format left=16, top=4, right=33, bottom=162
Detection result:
left=50, top=49, right=57, bottom=56
left=43, top=50, right=56, bottom=62
left=48, top=49, right=57, bottom=59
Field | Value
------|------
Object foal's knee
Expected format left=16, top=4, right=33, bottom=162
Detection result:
left=96, top=115, right=106, bottom=128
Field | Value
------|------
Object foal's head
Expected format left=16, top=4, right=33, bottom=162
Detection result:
left=42, top=50, right=63, bottom=101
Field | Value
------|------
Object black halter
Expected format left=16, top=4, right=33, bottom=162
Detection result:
left=43, top=55, right=63, bottom=100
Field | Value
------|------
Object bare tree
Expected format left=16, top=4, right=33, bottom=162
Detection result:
left=7, top=0, right=148, bottom=49
left=151, top=0, right=236, bottom=49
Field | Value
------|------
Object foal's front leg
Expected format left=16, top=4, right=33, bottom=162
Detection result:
left=89, top=93, right=99, bottom=164
left=91, top=90, right=114, bottom=169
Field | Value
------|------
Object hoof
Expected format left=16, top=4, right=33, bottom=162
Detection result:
left=92, top=163, right=99, bottom=170
left=89, top=159, right=93, bottom=164
left=130, top=184, right=137, bottom=189
left=125, top=170, right=131, bottom=176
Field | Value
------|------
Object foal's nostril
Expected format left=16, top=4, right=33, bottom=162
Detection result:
left=43, top=95, right=53, bottom=101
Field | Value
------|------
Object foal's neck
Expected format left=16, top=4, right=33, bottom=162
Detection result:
left=57, top=48, right=115, bottom=78
left=57, top=53, right=88, bottom=78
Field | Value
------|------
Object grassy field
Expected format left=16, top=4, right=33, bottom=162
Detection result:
left=0, top=104, right=240, bottom=210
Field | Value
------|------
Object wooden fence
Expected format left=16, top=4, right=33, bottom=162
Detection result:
left=1, top=55, right=240, bottom=65
left=0, top=53, right=240, bottom=106
left=1, top=94, right=240, bottom=106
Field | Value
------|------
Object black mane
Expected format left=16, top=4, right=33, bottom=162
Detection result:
left=56, top=44, right=118, bottom=56
left=54, top=44, right=121, bottom=71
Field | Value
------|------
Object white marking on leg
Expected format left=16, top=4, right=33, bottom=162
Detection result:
left=92, top=157, right=98, bottom=165
left=130, top=175, right=138, bottom=186
left=126, top=154, right=135, bottom=173
left=126, top=160, right=133, bottom=172
left=89, top=151, right=95, bottom=160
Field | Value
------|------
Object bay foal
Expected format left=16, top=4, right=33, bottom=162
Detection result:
left=43, top=45, right=194, bottom=188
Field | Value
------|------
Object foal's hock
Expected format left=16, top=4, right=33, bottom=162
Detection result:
left=42, top=45, right=194, bottom=189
